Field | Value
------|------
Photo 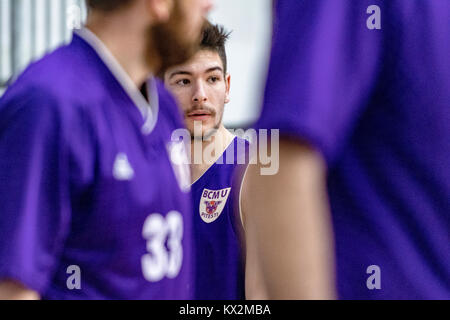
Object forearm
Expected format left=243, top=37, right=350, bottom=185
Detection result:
left=243, top=140, right=336, bottom=300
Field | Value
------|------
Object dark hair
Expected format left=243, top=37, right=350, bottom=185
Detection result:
left=86, top=0, right=135, bottom=12
left=200, top=22, right=231, bottom=75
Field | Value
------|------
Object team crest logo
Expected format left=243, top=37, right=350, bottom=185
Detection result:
left=200, top=188, right=231, bottom=223
left=205, top=201, right=222, bottom=215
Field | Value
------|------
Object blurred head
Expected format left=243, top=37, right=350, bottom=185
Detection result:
left=164, top=22, right=231, bottom=138
left=86, top=0, right=214, bottom=75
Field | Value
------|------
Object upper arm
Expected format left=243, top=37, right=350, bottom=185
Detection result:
left=241, top=140, right=335, bottom=299
left=240, top=165, right=269, bottom=300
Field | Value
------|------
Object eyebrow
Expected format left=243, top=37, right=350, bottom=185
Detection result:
left=169, top=71, right=192, bottom=80
left=169, top=66, right=224, bottom=80
left=205, top=67, right=224, bottom=74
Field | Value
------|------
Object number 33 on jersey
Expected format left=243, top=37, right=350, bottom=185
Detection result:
left=141, top=211, right=184, bottom=282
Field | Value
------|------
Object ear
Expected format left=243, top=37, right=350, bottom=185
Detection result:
left=224, top=73, right=231, bottom=104
left=146, top=0, right=174, bottom=23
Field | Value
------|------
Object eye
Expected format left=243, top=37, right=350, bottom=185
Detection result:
left=176, top=79, right=190, bottom=86
left=208, top=76, right=220, bottom=84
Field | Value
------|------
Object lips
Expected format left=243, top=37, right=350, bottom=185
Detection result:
left=186, top=109, right=214, bottom=121
left=187, top=110, right=212, bottom=117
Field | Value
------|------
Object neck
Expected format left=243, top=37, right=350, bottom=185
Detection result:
left=190, top=126, right=235, bottom=183
left=86, top=13, right=153, bottom=87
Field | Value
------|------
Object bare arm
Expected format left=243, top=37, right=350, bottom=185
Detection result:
left=242, top=139, right=336, bottom=300
left=0, top=281, right=40, bottom=300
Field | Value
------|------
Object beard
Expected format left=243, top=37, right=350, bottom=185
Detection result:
left=189, top=106, right=225, bottom=141
left=146, top=1, right=203, bottom=77
left=192, top=123, right=221, bottom=141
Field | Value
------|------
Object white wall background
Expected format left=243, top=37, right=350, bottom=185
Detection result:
left=209, top=0, right=272, bottom=128
left=0, top=0, right=87, bottom=95
left=0, top=0, right=272, bottom=126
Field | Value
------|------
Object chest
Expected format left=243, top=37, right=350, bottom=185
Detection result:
left=192, top=163, right=238, bottom=226
left=68, top=98, right=190, bottom=238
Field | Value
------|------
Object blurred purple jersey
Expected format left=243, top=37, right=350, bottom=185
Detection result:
left=0, top=30, right=193, bottom=300
left=257, top=0, right=450, bottom=299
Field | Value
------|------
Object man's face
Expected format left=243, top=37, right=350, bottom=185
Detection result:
left=148, top=0, right=214, bottom=75
left=165, top=50, right=231, bottom=138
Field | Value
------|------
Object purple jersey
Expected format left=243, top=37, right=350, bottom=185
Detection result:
left=257, top=0, right=450, bottom=299
left=191, top=137, right=248, bottom=300
left=0, top=29, right=193, bottom=300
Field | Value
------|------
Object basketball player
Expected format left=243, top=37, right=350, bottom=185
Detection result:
left=0, top=0, right=213, bottom=300
left=164, top=22, right=248, bottom=300
left=243, top=0, right=449, bottom=299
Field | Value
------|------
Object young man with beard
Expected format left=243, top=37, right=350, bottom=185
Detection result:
left=0, top=0, right=213, bottom=300
left=164, top=23, right=248, bottom=300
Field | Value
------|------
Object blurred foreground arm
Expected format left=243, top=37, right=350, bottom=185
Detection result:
left=242, top=140, right=336, bottom=300
left=0, top=281, right=40, bottom=300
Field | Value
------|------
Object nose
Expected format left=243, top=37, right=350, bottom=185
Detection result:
left=192, top=81, right=208, bottom=104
